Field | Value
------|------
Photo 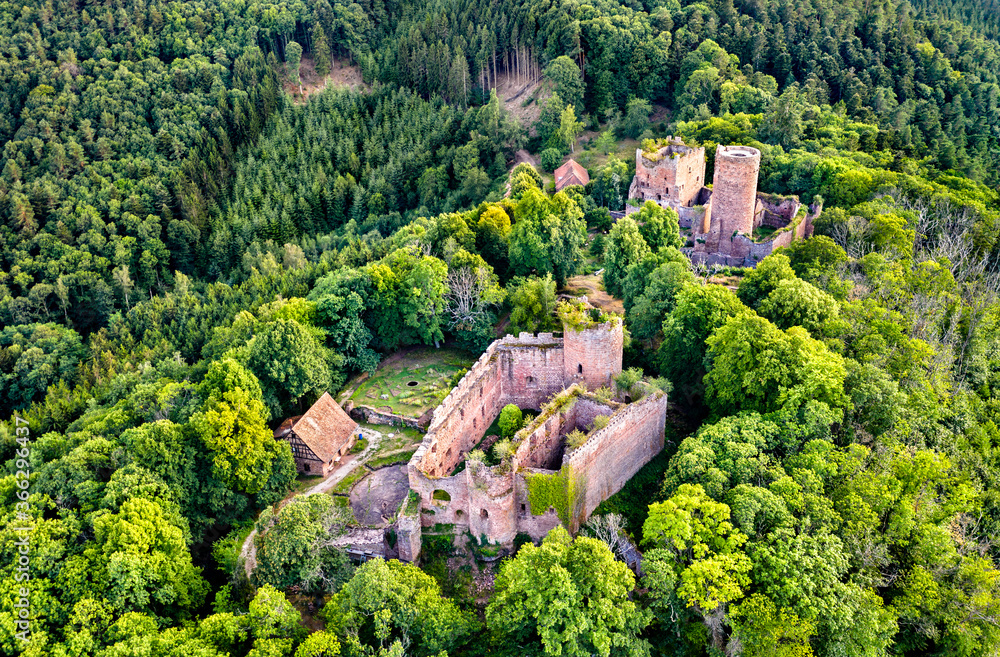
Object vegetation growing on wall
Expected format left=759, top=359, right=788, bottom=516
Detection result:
left=525, top=465, right=584, bottom=528
left=556, top=300, right=619, bottom=332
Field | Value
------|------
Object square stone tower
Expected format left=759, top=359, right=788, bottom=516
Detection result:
left=627, top=138, right=706, bottom=209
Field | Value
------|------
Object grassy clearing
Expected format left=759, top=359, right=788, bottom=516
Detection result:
left=367, top=424, right=424, bottom=458
left=292, top=474, right=324, bottom=494
left=332, top=468, right=369, bottom=495
left=367, top=449, right=418, bottom=470
left=562, top=275, right=625, bottom=315
left=350, top=347, right=474, bottom=417
left=573, top=138, right=640, bottom=173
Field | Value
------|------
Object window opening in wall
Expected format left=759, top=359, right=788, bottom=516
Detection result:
left=481, top=509, right=489, bottom=519
left=433, top=490, right=451, bottom=502
left=455, top=509, right=465, bottom=519
left=578, top=363, right=583, bottom=374
left=460, top=409, right=464, bottom=418
left=431, top=443, right=437, bottom=453
left=446, top=448, right=452, bottom=458
left=304, top=463, right=310, bottom=472
left=521, top=504, right=526, bottom=513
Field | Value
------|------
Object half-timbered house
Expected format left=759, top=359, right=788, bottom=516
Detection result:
left=274, top=392, right=362, bottom=476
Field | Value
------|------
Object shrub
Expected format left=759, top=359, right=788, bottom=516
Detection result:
left=566, top=429, right=587, bottom=449
left=498, top=404, right=524, bottom=437
left=540, top=148, right=563, bottom=171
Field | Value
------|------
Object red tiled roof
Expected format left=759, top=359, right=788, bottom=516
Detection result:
left=282, top=392, right=359, bottom=462
left=554, top=159, right=590, bottom=191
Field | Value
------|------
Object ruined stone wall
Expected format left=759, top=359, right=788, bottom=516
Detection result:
left=513, top=474, right=563, bottom=541
left=628, top=140, right=706, bottom=208
left=756, top=194, right=801, bottom=228
left=349, top=405, right=425, bottom=430
left=467, top=463, right=517, bottom=543
left=517, top=410, right=567, bottom=470
left=414, top=334, right=562, bottom=479
left=708, top=146, right=760, bottom=256
left=563, top=322, right=623, bottom=390
left=404, top=320, right=663, bottom=550
left=498, top=333, right=567, bottom=409
left=511, top=393, right=618, bottom=471
left=563, top=392, right=667, bottom=518
left=395, top=502, right=422, bottom=562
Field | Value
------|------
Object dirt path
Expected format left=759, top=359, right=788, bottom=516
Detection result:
left=240, top=427, right=385, bottom=578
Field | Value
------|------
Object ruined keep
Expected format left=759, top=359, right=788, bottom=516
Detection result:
left=628, top=137, right=706, bottom=212
left=395, top=303, right=667, bottom=560
left=626, top=139, right=821, bottom=267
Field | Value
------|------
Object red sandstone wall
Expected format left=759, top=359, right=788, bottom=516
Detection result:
left=563, top=323, right=623, bottom=390
left=467, top=463, right=517, bottom=543
left=630, top=142, right=706, bottom=208
left=563, top=392, right=667, bottom=519
left=515, top=471, right=563, bottom=541
left=500, top=334, right=567, bottom=408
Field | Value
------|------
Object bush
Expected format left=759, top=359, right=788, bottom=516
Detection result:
left=566, top=429, right=587, bottom=449
left=498, top=404, right=524, bottom=437
left=540, top=148, right=563, bottom=171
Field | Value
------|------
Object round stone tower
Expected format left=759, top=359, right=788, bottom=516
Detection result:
left=562, top=316, right=623, bottom=390
left=709, top=145, right=760, bottom=255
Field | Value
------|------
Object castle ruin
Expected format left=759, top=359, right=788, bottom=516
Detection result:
left=627, top=138, right=821, bottom=267
left=395, top=303, right=667, bottom=560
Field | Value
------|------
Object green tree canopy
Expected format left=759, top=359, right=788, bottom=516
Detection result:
left=487, top=525, right=651, bottom=657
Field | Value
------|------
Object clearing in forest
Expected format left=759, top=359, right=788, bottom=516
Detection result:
left=348, top=347, right=475, bottom=418
left=562, top=274, right=625, bottom=315
left=284, top=55, right=367, bottom=102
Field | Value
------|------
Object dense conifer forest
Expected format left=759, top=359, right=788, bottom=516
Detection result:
left=1, top=0, right=1000, bottom=654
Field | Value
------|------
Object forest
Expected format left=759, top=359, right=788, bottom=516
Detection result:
left=1, top=0, right=1000, bottom=654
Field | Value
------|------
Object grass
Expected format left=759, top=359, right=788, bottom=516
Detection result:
left=349, top=437, right=368, bottom=454
left=753, top=225, right=778, bottom=241
left=332, top=468, right=369, bottom=495
left=292, top=474, right=324, bottom=494
left=367, top=424, right=424, bottom=459
left=349, top=347, right=474, bottom=417
left=367, top=448, right=418, bottom=469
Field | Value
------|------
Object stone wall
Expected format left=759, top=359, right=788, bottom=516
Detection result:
left=513, top=474, right=563, bottom=541
left=562, top=321, right=623, bottom=390
left=563, top=391, right=667, bottom=518
left=498, top=333, right=567, bottom=409
left=677, top=199, right=712, bottom=234
left=403, top=319, right=663, bottom=551
left=350, top=405, right=425, bottom=430
left=415, top=338, right=511, bottom=477
left=755, top=193, right=801, bottom=228
left=628, top=139, right=706, bottom=209
left=395, top=501, right=422, bottom=562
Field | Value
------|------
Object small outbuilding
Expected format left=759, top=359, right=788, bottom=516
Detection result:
left=274, top=392, right=362, bottom=476
left=554, top=159, right=590, bottom=192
